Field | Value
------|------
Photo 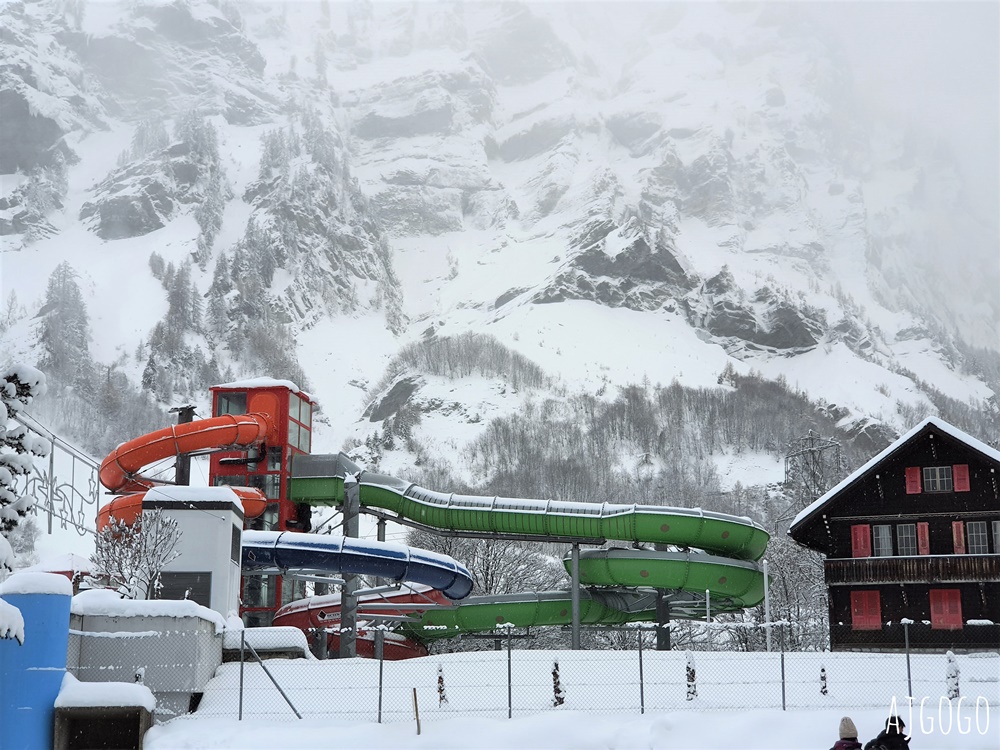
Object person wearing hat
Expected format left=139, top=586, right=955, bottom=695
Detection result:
left=830, top=716, right=863, bottom=750
left=864, top=716, right=911, bottom=750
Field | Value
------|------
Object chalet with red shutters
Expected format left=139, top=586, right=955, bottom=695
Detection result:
left=788, top=417, right=1000, bottom=651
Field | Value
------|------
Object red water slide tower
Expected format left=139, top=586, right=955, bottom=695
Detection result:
left=208, top=380, right=315, bottom=626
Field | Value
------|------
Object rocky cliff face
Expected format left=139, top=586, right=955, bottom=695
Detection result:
left=1, top=0, right=996, bottom=450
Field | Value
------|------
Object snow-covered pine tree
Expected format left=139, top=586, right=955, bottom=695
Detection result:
left=37, top=262, right=93, bottom=395
left=0, top=364, right=49, bottom=572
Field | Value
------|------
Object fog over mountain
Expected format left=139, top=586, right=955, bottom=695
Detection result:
left=1, top=0, right=997, bottom=508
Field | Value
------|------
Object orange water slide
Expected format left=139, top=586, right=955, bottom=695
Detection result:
left=99, top=411, right=277, bottom=494
left=98, top=394, right=282, bottom=528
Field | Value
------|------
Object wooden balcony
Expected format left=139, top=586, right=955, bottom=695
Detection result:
left=830, top=622, right=1000, bottom=652
left=825, top=554, right=1000, bottom=585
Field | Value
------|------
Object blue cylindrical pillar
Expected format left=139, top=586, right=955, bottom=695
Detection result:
left=0, top=572, right=73, bottom=750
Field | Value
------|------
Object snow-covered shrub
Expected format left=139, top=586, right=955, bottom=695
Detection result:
left=437, top=663, right=448, bottom=705
left=686, top=651, right=697, bottom=700
left=820, top=666, right=828, bottom=696
left=552, top=660, right=565, bottom=707
left=945, top=651, right=960, bottom=699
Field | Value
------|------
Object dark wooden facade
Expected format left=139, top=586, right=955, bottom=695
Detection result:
left=789, top=418, right=1000, bottom=652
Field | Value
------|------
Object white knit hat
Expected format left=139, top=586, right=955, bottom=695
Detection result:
left=839, top=716, right=858, bottom=739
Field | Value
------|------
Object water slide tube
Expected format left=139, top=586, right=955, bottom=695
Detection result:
left=241, top=530, right=473, bottom=600
left=286, top=454, right=769, bottom=640
left=97, top=406, right=281, bottom=525
left=290, top=455, right=769, bottom=562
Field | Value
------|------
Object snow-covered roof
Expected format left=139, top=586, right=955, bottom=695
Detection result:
left=211, top=377, right=313, bottom=403
left=0, top=598, right=24, bottom=644
left=56, top=673, right=156, bottom=712
left=0, top=570, right=74, bottom=596
left=221, top=625, right=310, bottom=654
left=143, top=485, right=244, bottom=510
left=23, top=553, right=92, bottom=575
left=789, top=417, right=1000, bottom=533
left=71, top=589, right=227, bottom=632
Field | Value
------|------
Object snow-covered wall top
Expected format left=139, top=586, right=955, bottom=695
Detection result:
left=56, top=673, right=156, bottom=712
left=71, top=589, right=227, bottom=632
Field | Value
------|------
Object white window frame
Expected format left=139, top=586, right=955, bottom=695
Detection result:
left=993, top=521, right=1000, bottom=554
left=897, top=524, right=918, bottom=556
left=967, top=521, right=989, bottom=555
left=873, top=524, right=893, bottom=557
left=923, top=466, right=953, bottom=492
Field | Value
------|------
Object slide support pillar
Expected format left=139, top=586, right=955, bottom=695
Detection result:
left=655, top=589, right=671, bottom=651
left=339, top=474, right=361, bottom=658
left=570, top=543, right=581, bottom=649
left=374, top=516, right=386, bottom=660
left=169, top=404, right=197, bottom=486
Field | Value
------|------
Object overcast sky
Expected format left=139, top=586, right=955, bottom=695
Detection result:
left=805, top=1, right=999, bottom=232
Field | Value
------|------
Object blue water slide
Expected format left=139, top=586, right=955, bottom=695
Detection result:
left=241, top=530, right=474, bottom=600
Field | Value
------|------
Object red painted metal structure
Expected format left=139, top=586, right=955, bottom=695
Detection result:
left=208, top=382, right=316, bottom=626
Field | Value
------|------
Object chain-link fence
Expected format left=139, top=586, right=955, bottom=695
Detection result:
left=184, top=622, right=999, bottom=725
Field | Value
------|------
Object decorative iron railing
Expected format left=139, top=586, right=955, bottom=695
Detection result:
left=825, top=555, right=1000, bottom=585
left=13, top=411, right=99, bottom=537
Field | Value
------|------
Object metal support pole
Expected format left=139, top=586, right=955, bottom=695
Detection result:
left=377, top=627, right=385, bottom=724
left=170, top=405, right=196, bottom=486
left=570, top=543, right=581, bottom=650
left=238, top=630, right=245, bottom=721
left=340, top=474, right=361, bottom=658
left=375, top=515, right=386, bottom=667
left=638, top=628, right=645, bottom=714
left=655, top=590, right=671, bottom=651
left=780, top=624, right=787, bottom=711
left=47, top=439, right=55, bottom=534
left=904, top=621, right=912, bottom=698
left=763, top=558, right=772, bottom=652
left=705, top=589, right=711, bottom=650
left=507, top=626, right=513, bottom=719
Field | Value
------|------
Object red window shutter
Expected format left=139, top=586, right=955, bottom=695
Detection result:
left=905, top=467, right=922, bottom=494
left=953, top=464, right=970, bottom=492
left=917, top=522, right=930, bottom=555
left=930, top=589, right=963, bottom=630
left=851, top=590, right=881, bottom=630
left=851, top=524, right=871, bottom=558
left=952, top=521, right=966, bottom=554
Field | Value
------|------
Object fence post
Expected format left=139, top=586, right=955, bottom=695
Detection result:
left=705, top=589, right=712, bottom=650
left=377, top=627, right=384, bottom=724
left=506, top=625, right=513, bottom=719
left=903, top=620, right=912, bottom=698
left=238, top=630, right=246, bottom=721
left=779, top=624, right=786, bottom=711
left=763, top=559, right=771, bottom=652
left=638, top=628, right=645, bottom=715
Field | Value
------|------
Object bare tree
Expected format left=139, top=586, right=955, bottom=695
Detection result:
left=90, top=509, right=181, bottom=599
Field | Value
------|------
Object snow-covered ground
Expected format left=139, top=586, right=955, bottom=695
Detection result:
left=144, top=648, right=1000, bottom=750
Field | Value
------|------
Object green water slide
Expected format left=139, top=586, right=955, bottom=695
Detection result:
left=289, top=454, right=769, bottom=633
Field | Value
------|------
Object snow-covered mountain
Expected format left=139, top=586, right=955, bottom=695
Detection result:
left=1, top=0, right=997, bottom=494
